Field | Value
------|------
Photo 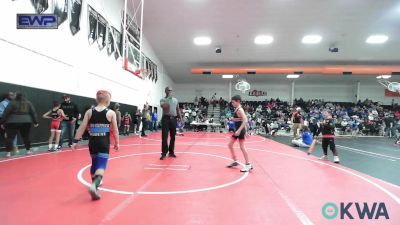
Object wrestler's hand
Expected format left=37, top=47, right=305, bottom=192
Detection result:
left=234, top=130, right=241, bottom=136
left=114, top=143, right=120, bottom=152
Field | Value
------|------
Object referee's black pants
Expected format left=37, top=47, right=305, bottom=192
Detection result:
left=161, top=116, right=177, bottom=156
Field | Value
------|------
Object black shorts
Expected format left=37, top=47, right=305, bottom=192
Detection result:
left=89, top=139, right=110, bottom=155
left=322, top=138, right=335, bottom=151
left=232, top=129, right=246, bottom=140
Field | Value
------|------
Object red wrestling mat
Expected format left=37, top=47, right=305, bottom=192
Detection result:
left=0, top=132, right=399, bottom=225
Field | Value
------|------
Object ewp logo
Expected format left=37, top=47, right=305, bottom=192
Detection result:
left=17, top=14, right=58, bottom=29
left=322, top=202, right=389, bottom=220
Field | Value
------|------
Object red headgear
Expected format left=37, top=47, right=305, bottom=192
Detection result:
left=96, top=90, right=111, bottom=98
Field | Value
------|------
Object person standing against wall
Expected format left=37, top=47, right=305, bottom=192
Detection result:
left=134, top=109, right=142, bottom=134
left=160, top=87, right=182, bottom=160
left=0, top=92, right=39, bottom=157
left=141, top=103, right=149, bottom=137
left=59, top=95, right=79, bottom=150
left=113, top=103, right=122, bottom=129
left=0, top=92, right=18, bottom=152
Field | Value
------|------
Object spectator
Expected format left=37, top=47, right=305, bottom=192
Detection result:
left=291, top=107, right=303, bottom=139
left=113, top=103, right=122, bottom=129
left=133, top=109, right=141, bottom=134
left=141, top=103, right=150, bottom=137
left=0, top=92, right=18, bottom=151
left=0, top=92, right=39, bottom=157
left=151, top=109, right=158, bottom=131
left=59, top=94, right=79, bottom=150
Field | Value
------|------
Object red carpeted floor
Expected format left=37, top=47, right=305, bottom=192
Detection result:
left=0, top=132, right=399, bottom=225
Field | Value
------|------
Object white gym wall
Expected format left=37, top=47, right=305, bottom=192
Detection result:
left=0, top=0, right=174, bottom=109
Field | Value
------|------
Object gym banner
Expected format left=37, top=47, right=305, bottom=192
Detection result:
left=53, top=0, right=68, bottom=26
left=31, top=0, right=49, bottom=14
left=146, top=57, right=151, bottom=80
left=154, top=61, right=158, bottom=83
left=113, top=28, right=122, bottom=60
left=145, top=57, right=158, bottom=83
left=107, top=26, right=115, bottom=56
left=69, top=0, right=82, bottom=35
left=87, top=6, right=98, bottom=45
left=385, top=89, right=400, bottom=97
left=249, top=90, right=266, bottom=97
left=97, top=14, right=108, bottom=50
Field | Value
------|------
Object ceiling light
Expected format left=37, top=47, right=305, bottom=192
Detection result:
left=194, top=36, right=211, bottom=45
left=287, top=74, right=300, bottom=79
left=254, top=35, right=274, bottom=45
left=366, top=35, right=388, bottom=44
left=302, top=35, right=322, bottom=44
left=377, top=75, right=391, bottom=79
left=222, top=74, right=234, bottom=79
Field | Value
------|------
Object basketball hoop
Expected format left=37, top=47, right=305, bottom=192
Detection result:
left=121, top=0, right=145, bottom=78
left=378, top=78, right=400, bottom=93
left=131, top=69, right=152, bottom=80
left=235, top=79, right=251, bottom=94
left=388, top=82, right=400, bottom=93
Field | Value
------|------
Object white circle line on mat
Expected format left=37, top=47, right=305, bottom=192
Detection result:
left=77, top=151, right=248, bottom=195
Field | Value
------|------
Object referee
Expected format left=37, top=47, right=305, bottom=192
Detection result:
left=160, top=87, right=182, bottom=160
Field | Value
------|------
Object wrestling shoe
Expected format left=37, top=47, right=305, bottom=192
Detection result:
left=333, top=156, right=340, bottom=164
left=5, top=152, right=11, bottom=158
left=240, top=163, right=253, bottom=172
left=227, top=161, right=239, bottom=168
left=168, top=153, right=177, bottom=158
left=26, top=150, right=33, bottom=155
left=160, top=155, right=166, bottom=160
left=89, top=183, right=101, bottom=200
left=13, top=149, right=20, bottom=155
left=319, top=155, right=328, bottom=161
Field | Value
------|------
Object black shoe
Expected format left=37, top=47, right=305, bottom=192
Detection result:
left=160, top=155, right=166, bottom=160
left=168, top=153, right=177, bottom=158
left=141, top=135, right=148, bottom=137
left=57, top=145, right=62, bottom=151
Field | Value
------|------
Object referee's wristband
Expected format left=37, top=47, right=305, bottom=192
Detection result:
left=73, top=139, right=80, bottom=144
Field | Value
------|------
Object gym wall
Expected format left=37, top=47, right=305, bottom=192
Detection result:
left=0, top=0, right=174, bottom=111
left=0, top=81, right=138, bottom=146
